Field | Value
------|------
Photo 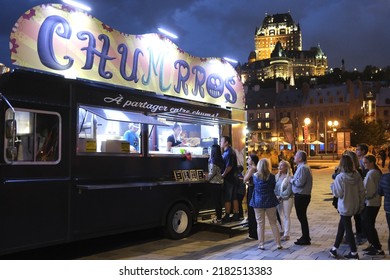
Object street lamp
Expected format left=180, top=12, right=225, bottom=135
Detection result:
left=327, top=120, right=339, bottom=161
left=304, top=117, right=311, bottom=156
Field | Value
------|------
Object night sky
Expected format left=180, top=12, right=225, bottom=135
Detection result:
left=1, top=0, right=389, bottom=71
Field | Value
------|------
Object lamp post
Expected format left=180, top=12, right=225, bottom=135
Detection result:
left=304, top=117, right=311, bottom=156
left=327, top=120, right=339, bottom=161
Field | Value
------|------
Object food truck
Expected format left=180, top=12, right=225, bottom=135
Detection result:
left=0, top=3, right=245, bottom=255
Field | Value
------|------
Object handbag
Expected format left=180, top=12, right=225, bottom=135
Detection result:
left=332, top=196, right=338, bottom=209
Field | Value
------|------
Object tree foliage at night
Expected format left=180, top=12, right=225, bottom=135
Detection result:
left=348, top=114, right=388, bottom=146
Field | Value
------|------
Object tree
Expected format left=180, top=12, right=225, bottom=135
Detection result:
left=348, top=114, right=387, bottom=146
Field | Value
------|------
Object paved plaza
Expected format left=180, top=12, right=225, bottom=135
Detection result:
left=80, top=160, right=390, bottom=260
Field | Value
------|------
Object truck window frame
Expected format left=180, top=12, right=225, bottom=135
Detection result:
left=4, top=108, right=61, bottom=165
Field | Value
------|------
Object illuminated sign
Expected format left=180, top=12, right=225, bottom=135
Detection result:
left=10, top=4, right=244, bottom=109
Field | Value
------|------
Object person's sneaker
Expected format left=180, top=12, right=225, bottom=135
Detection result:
left=329, top=248, right=338, bottom=258
left=294, top=239, right=311, bottom=245
left=344, top=252, right=359, bottom=260
left=211, top=217, right=221, bottom=224
left=281, top=236, right=290, bottom=241
left=362, top=244, right=374, bottom=251
left=221, top=215, right=231, bottom=223
left=231, top=213, right=240, bottom=222
left=365, top=249, right=385, bottom=256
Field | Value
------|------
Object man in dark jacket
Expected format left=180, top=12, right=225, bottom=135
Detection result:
left=220, top=136, right=239, bottom=223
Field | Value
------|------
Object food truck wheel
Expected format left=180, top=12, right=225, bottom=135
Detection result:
left=165, top=203, right=192, bottom=239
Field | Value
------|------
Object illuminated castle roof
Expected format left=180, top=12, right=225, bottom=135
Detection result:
left=256, top=12, right=299, bottom=36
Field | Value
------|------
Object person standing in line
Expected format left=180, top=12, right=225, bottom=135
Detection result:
left=343, top=150, right=366, bottom=245
left=378, top=164, right=390, bottom=255
left=274, top=160, right=294, bottom=241
left=379, top=148, right=387, bottom=169
left=243, top=154, right=259, bottom=240
left=290, top=150, right=313, bottom=245
left=329, top=155, right=365, bottom=260
left=220, top=136, right=239, bottom=223
left=288, top=152, right=296, bottom=174
left=207, top=144, right=224, bottom=224
left=278, top=150, right=285, bottom=162
left=236, top=165, right=246, bottom=220
left=250, top=158, right=282, bottom=250
left=356, top=143, right=369, bottom=177
left=361, top=155, right=385, bottom=256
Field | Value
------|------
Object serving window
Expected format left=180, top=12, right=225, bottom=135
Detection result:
left=148, top=121, right=219, bottom=156
left=76, top=105, right=221, bottom=157
left=4, top=108, right=61, bottom=164
left=77, top=105, right=165, bottom=154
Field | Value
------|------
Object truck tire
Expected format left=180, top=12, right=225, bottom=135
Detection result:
left=165, top=203, right=192, bottom=239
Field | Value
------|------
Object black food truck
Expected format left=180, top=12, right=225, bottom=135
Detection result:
left=0, top=3, right=245, bottom=255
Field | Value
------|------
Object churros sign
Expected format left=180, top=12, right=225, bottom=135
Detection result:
left=10, top=3, right=244, bottom=109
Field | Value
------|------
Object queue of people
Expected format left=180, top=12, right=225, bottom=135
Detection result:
left=206, top=140, right=390, bottom=259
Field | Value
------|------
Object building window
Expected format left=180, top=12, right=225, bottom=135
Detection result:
left=319, top=97, right=323, bottom=104
left=384, top=110, right=389, bottom=116
left=249, top=113, right=254, bottom=120
left=257, top=112, right=262, bottom=119
left=265, top=122, right=271, bottom=129
left=265, top=112, right=270, bottom=119
left=257, top=122, right=262, bottom=129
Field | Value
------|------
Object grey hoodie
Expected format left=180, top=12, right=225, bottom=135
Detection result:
left=364, top=169, right=382, bottom=207
left=331, top=171, right=365, bottom=216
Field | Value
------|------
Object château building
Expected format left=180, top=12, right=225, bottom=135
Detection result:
left=240, top=12, right=328, bottom=83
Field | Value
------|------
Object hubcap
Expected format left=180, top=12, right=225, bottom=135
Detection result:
left=172, top=210, right=188, bottom=234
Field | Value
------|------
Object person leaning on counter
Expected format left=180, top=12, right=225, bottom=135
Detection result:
left=167, top=122, right=187, bottom=152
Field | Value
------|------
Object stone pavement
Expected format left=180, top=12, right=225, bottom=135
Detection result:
left=81, top=161, right=390, bottom=260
